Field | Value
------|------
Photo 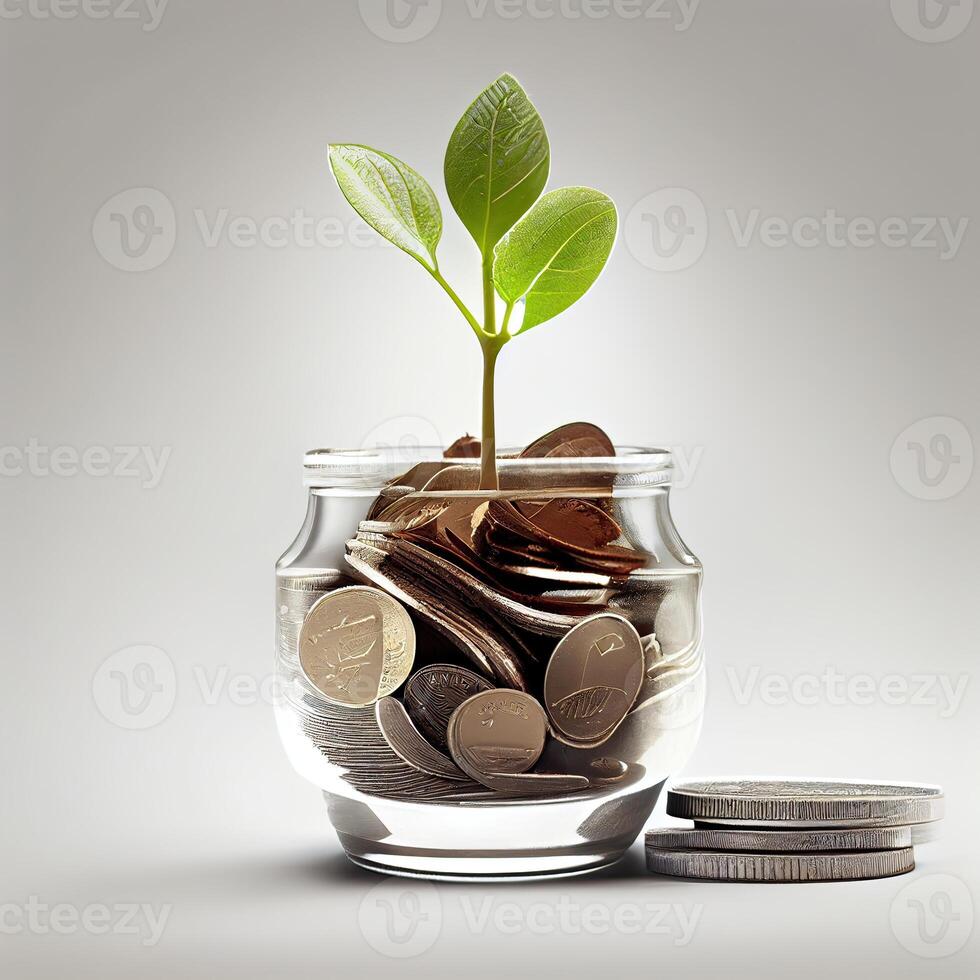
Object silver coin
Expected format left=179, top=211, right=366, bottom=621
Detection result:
left=299, top=586, right=415, bottom=707
left=544, top=613, right=644, bottom=748
left=403, top=664, right=494, bottom=750
left=475, top=771, right=590, bottom=797
left=645, top=825, right=913, bottom=853
left=668, top=779, right=943, bottom=828
left=646, top=846, right=915, bottom=882
left=446, top=689, right=548, bottom=786
left=374, top=697, right=468, bottom=781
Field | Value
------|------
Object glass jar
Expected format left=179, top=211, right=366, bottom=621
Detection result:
left=275, top=446, right=704, bottom=880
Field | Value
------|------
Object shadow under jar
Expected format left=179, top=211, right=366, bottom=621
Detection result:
left=275, top=446, right=704, bottom=880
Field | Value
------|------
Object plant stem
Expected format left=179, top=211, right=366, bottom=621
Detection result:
left=479, top=258, right=503, bottom=489
left=482, top=256, right=497, bottom=337
left=480, top=340, right=500, bottom=490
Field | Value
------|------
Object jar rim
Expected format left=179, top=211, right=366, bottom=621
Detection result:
left=302, top=445, right=674, bottom=492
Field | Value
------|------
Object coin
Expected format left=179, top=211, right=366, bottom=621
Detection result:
left=516, top=497, right=620, bottom=550
left=404, top=664, right=494, bottom=750
left=299, top=586, right=415, bottom=707
left=475, top=499, right=647, bottom=576
left=544, top=613, right=644, bottom=747
left=645, top=826, right=913, bottom=853
left=445, top=434, right=481, bottom=458
left=520, top=422, right=615, bottom=458
left=345, top=540, right=530, bottom=689
left=668, top=779, right=944, bottom=828
left=293, top=698, right=487, bottom=802
left=588, top=757, right=630, bottom=785
left=474, top=771, right=590, bottom=797
left=374, top=697, right=468, bottom=781
left=645, top=846, right=915, bottom=882
left=447, top=689, right=548, bottom=785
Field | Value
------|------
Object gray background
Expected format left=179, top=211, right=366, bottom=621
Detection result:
left=2, top=0, right=978, bottom=976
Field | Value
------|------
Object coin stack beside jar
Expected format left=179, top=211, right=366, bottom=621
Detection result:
left=644, top=779, right=944, bottom=882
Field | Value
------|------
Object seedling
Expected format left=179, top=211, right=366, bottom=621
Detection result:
left=329, top=74, right=617, bottom=488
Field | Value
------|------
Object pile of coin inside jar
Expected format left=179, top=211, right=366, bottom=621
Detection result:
left=296, top=423, right=656, bottom=799
left=645, top=779, right=944, bottom=882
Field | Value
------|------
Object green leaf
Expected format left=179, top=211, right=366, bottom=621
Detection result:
left=328, top=144, right=442, bottom=270
left=492, top=187, right=617, bottom=333
left=444, top=74, right=550, bottom=258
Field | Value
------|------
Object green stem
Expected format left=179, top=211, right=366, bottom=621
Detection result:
left=482, top=257, right=497, bottom=337
left=480, top=340, right=501, bottom=490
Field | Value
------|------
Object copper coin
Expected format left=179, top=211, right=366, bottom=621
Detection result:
left=543, top=613, right=644, bottom=747
left=404, top=664, right=494, bottom=750
left=520, top=422, right=615, bottom=458
left=299, top=586, right=415, bottom=707
left=444, top=434, right=481, bottom=458
left=447, top=689, right=548, bottom=781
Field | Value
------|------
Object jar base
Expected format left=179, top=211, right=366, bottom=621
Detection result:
left=341, top=837, right=629, bottom=881
left=325, top=781, right=664, bottom=881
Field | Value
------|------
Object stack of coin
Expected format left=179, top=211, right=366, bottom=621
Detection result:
left=645, top=779, right=943, bottom=882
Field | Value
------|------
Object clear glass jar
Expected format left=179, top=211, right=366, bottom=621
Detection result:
left=275, top=446, right=704, bottom=880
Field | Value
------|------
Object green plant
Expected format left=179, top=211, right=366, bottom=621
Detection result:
left=328, top=74, right=617, bottom=489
